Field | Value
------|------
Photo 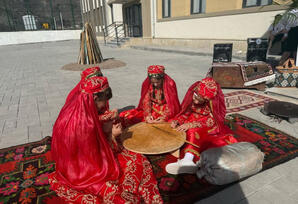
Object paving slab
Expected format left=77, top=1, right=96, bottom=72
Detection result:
left=0, top=41, right=297, bottom=204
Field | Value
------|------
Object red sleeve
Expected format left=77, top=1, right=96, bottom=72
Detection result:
left=189, top=113, right=217, bottom=129
left=162, top=104, right=171, bottom=121
left=142, top=91, right=152, bottom=119
left=173, top=110, right=191, bottom=124
left=98, top=110, right=117, bottom=123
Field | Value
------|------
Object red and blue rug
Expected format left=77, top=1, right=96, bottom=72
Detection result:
left=0, top=114, right=297, bottom=204
left=224, top=91, right=276, bottom=113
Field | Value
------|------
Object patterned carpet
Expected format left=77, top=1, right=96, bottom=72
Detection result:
left=225, top=91, right=276, bottom=113
left=0, top=114, right=297, bottom=204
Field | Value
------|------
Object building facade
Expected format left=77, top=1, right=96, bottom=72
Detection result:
left=154, top=0, right=287, bottom=40
left=81, top=0, right=292, bottom=50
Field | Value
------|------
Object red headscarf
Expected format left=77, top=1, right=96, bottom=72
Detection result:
left=81, top=76, right=109, bottom=93
left=137, top=65, right=180, bottom=119
left=81, top=66, right=103, bottom=81
left=51, top=76, right=119, bottom=195
left=177, top=77, right=229, bottom=134
left=65, top=67, right=103, bottom=102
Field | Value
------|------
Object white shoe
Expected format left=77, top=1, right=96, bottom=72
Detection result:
left=165, top=159, right=197, bottom=175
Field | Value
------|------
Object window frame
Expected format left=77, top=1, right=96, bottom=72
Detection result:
left=242, top=0, right=273, bottom=8
left=162, top=0, right=171, bottom=18
left=191, top=0, right=203, bottom=14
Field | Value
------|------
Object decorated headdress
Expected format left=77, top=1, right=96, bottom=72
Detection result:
left=194, top=77, right=218, bottom=100
left=81, top=66, right=103, bottom=81
left=147, top=65, right=165, bottom=78
left=81, top=76, right=110, bottom=93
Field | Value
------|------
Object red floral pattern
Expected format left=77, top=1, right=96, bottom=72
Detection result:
left=23, top=165, right=37, bottom=180
left=14, top=154, right=23, bottom=161
left=31, top=145, right=47, bottom=154
left=143, top=86, right=171, bottom=121
left=0, top=114, right=297, bottom=204
left=0, top=181, right=19, bottom=196
left=19, top=187, right=36, bottom=204
left=49, top=149, right=163, bottom=204
left=35, top=173, right=49, bottom=186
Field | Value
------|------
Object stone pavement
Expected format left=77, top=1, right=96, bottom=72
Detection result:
left=0, top=40, right=297, bottom=204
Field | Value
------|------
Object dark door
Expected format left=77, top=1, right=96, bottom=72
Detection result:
left=125, top=4, right=142, bottom=37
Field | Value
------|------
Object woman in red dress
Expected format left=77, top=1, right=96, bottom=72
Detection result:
left=120, top=65, right=180, bottom=127
left=49, top=74, right=163, bottom=203
left=166, top=77, right=237, bottom=175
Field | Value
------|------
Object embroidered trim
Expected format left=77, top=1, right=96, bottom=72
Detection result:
left=184, top=148, right=200, bottom=156
left=195, top=132, right=200, bottom=139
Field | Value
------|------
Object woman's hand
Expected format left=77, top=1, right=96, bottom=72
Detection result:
left=175, top=123, right=191, bottom=132
left=171, top=120, right=179, bottom=128
left=145, top=115, right=154, bottom=123
left=112, top=122, right=122, bottom=138
left=152, top=117, right=165, bottom=124
left=111, top=109, right=119, bottom=120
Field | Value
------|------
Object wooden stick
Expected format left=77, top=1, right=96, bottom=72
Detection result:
left=151, top=125, right=200, bottom=149
left=78, top=22, right=104, bottom=65
left=85, top=30, right=93, bottom=64
left=79, top=32, right=85, bottom=64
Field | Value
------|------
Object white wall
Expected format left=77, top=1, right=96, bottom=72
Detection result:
left=0, top=30, right=82, bottom=46
left=105, top=2, right=113, bottom=26
left=155, top=10, right=284, bottom=40
left=113, top=4, right=123, bottom=22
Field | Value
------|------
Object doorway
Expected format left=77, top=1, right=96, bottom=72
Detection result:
left=124, top=4, right=142, bottom=37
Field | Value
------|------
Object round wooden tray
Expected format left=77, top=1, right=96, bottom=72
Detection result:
left=121, top=122, right=186, bottom=155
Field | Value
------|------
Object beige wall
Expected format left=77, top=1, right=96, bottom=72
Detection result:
left=172, top=0, right=191, bottom=17
left=157, top=0, right=162, bottom=19
left=206, top=0, right=241, bottom=13
left=156, top=0, right=279, bottom=20
left=155, top=10, right=284, bottom=40
left=141, top=0, right=152, bottom=37
left=157, top=0, right=190, bottom=19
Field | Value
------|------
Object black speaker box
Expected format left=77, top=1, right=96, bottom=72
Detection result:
left=213, top=43, right=233, bottom=63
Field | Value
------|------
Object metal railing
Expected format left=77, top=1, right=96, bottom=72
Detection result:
left=0, top=0, right=81, bottom=32
left=103, top=21, right=127, bottom=46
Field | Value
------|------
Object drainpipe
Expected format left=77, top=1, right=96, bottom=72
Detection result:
left=110, top=4, right=114, bottom=23
left=79, top=0, right=84, bottom=28
left=100, top=0, right=105, bottom=36
left=102, top=0, right=108, bottom=29
left=151, top=0, right=156, bottom=38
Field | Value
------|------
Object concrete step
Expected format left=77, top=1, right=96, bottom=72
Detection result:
left=105, top=37, right=130, bottom=48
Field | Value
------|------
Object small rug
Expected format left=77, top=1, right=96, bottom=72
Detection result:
left=0, top=114, right=297, bottom=204
left=225, top=91, right=276, bottom=113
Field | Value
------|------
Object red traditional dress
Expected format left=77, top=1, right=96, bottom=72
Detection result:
left=120, top=65, right=180, bottom=127
left=49, top=75, right=163, bottom=203
left=172, top=77, right=238, bottom=162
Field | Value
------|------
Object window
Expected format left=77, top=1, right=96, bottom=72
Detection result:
left=243, top=0, right=272, bottom=8
left=162, top=0, right=171, bottom=18
left=191, top=0, right=206, bottom=14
